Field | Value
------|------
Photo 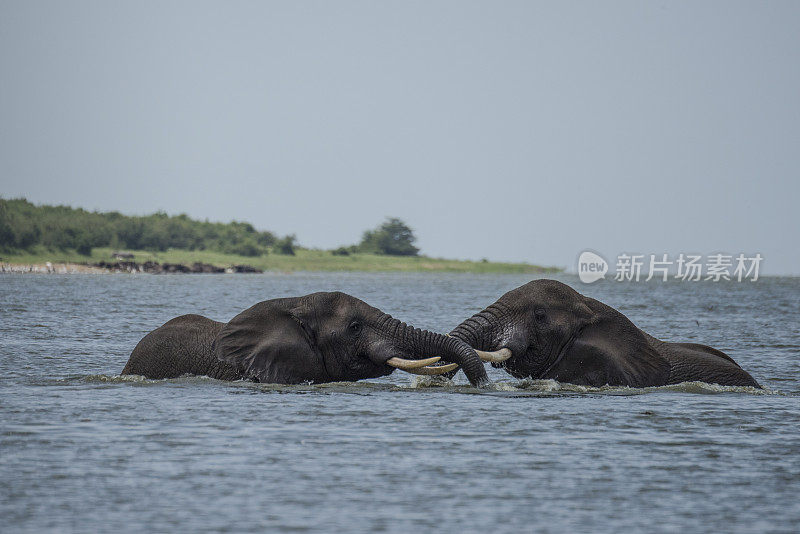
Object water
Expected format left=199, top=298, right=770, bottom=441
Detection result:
left=1, top=272, right=799, bottom=533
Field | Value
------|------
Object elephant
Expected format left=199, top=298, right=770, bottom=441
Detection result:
left=122, top=291, right=490, bottom=387
left=448, top=279, right=759, bottom=388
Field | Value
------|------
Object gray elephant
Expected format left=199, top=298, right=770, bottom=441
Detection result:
left=448, top=279, right=759, bottom=388
left=122, top=291, right=490, bottom=386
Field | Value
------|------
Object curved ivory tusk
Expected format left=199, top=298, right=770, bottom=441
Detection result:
left=476, top=348, right=513, bottom=363
left=400, top=363, right=459, bottom=375
left=385, top=356, right=441, bottom=370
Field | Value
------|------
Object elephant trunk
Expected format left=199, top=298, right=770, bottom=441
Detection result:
left=380, top=316, right=490, bottom=387
left=449, top=310, right=513, bottom=364
left=449, top=313, right=491, bottom=350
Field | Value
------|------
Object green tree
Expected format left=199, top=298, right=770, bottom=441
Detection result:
left=359, top=217, right=419, bottom=256
left=274, top=234, right=297, bottom=255
left=0, top=197, right=284, bottom=256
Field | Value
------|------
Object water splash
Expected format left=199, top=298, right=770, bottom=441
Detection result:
left=60, top=373, right=781, bottom=396
left=507, top=378, right=778, bottom=396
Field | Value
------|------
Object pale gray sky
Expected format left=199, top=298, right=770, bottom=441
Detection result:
left=1, top=1, right=798, bottom=273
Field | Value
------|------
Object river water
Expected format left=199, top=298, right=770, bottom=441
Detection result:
left=1, top=273, right=798, bottom=533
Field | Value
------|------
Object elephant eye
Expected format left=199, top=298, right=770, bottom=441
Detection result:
left=534, top=308, right=547, bottom=322
left=348, top=321, right=362, bottom=334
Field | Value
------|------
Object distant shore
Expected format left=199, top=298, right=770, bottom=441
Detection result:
left=0, top=247, right=561, bottom=274
left=1, top=262, right=108, bottom=274
left=0, top=199, right=561, bottom=274
left=0, top=261, right=260, bottom=275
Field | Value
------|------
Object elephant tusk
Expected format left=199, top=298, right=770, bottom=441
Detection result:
left=400, top=363, right=459, bottom=376
left=385, top=356, right=441, bottom=370
left=476, top=348, right=513, bottom=363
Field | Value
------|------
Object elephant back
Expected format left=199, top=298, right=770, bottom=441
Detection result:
left=123, top=314, right=241, bottom=380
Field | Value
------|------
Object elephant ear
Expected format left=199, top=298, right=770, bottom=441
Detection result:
left=547, top=307, right=670, bottom=388
left=213, top=300, right=325, bottom=384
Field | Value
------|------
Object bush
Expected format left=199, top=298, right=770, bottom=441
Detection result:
left=331, top=246, right=350, bottom=256
left=256, top=231, right=277, bottom=247
left=76, top=241, right=93, bottom=256
left=274, top=235, right=297, bottom=255
left=358, top=217, right=419, bottom=256
left=230, top=241, right=263, bottom=257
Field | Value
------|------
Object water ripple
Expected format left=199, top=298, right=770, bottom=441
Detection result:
left=1, top=273, right=799, bottom=533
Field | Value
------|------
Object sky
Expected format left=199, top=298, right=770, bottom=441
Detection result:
left=1, top=1, right=799, bottom=274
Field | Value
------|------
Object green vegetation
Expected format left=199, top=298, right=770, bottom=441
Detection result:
left=357, top=217, right=419, bottom=256
left=0, top=198, right=560, bottom=273
left=0, top=198, right=282, bottom=257
left=274, top=235, right=297, bottom=256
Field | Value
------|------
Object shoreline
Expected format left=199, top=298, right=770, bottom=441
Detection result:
left=1, top=262, right=109, bottom=274
left=0, top=260, right=560, bottom=275
left=0, top=261, right=264, bottom=275
left=0, top=248, right=560, bottom=274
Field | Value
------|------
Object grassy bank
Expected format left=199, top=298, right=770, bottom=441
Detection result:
left=0, top=246, right=560, bottom=274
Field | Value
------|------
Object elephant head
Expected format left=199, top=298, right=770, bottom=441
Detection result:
left=450, top=279, right=758, bottom=388
left=214, top=291, right=490, bottom=386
